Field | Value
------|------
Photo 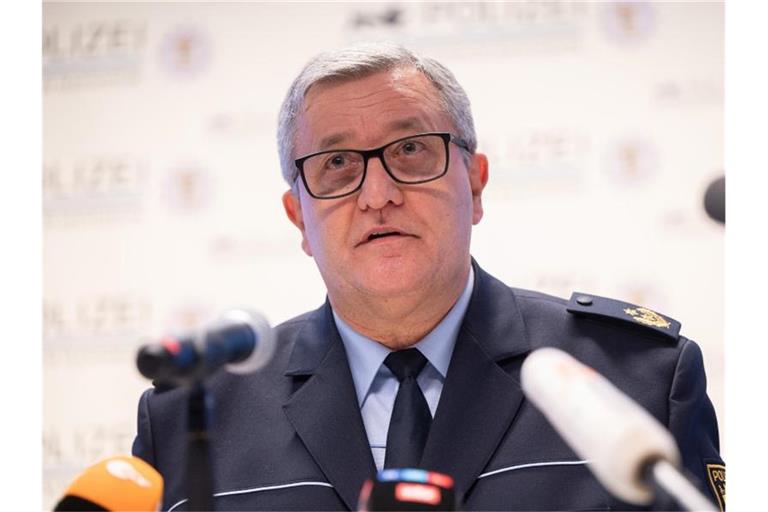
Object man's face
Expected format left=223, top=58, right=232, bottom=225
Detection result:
left=283, top=67, right=488, bottom=305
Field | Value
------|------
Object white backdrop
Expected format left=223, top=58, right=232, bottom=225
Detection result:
left=43, top=2, right=724, bottom=507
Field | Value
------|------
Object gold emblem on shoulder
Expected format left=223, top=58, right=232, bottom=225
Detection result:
left=623, top=307, right=671, bottom=329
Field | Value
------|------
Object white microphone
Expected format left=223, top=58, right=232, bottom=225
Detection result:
left=520, top=347, right=715, bottom=510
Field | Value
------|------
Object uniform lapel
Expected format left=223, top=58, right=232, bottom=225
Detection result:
left=420, top=263, right=532, bottom=500
left=282, top=302, right=376, bottom=510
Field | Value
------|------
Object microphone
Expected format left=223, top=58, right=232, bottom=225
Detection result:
left=520, top=347, right=715, bottom=511
left=53, top=455, right=163, bottom=511
left=136, top=309, right=274, bottom=386
left=703, top=175, right=725, bottom=224
left=358, top=468, right=456, bottom=511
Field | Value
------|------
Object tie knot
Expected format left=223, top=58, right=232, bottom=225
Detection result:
left=384, top=349, right=428, bottom=382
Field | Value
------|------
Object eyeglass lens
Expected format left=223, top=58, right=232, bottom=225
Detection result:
left=302, top=134, right=447, bottom=198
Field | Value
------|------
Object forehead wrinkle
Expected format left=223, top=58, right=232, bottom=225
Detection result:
left=384, top=116, right=430, bottom=133
left=306, top=92, right=427, bottom=117
left=298, top=70, right=447, bottom=154
left=315, top=115, right=432, bottom=153
left=303, top=79, right=405, bottom=114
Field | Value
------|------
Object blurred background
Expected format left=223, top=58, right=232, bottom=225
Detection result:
left=42, top=1, right=723, bottom=508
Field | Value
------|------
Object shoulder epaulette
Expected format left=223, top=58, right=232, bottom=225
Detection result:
left=566, top=292, right=681, bottom=340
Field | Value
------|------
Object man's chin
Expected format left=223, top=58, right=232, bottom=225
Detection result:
left=317, top=252, right=442, bottom=300
left=353, top=262, right=431, bottom=298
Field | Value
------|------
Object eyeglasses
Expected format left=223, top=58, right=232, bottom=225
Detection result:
left=294, top=132, right=470, bottom=200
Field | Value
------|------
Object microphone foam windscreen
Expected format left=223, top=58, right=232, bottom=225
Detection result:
left=54, top=455, right=163, bottom=512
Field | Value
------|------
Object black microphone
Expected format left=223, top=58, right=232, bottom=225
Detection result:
left=359, top=468, right=456, bottom=511
left=136, top=309, right=274, bottom=386
left=703, top=175, right=725, bottom=224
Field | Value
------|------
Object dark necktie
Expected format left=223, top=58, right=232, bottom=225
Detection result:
left=383, top=348, right=432, bottom=469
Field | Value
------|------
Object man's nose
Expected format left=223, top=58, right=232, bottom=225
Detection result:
left=356, top=156, right=404, bottom=210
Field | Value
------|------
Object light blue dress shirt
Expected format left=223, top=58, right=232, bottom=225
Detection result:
left=333, top=267, right=475, bottom=470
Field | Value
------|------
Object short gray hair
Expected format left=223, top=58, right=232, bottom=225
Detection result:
left=276, top=41, right=477, bottom=186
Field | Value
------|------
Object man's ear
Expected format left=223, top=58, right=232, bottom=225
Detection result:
left=468, top=152, right=489, bottom=225
left=282, top=189, right=313, bottom=257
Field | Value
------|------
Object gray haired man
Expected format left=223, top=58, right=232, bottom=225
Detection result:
left=134, top=42, right=724, bottom=511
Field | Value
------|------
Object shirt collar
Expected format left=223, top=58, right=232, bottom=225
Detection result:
left=333, top=267, right=475, bottom=406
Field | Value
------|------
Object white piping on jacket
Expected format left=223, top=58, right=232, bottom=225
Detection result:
left=167, top=481, right=334, bottom=511
left=166, top=462, right=591, bottom=510
left=478, top=460, right=591, bottom=480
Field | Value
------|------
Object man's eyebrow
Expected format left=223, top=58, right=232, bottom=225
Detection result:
left=316, top=118, right=428, bottom=150
left=318, top=131, right=354, bottom=150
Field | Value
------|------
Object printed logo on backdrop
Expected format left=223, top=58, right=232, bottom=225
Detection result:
left=158, top=26, right=212, bottom=79
left=43, top=157, right=148, bottom=221
left=162, top=164, right=213, bottom=212
left=44, top=425, right=136, bottom=468
left=653, top=80, right=723, bottom=108
left=603, top=138, right=658, bottom=185
left=350, top=6, right=404, bottom=30
left=600, top=1, right=655, bottom=45
left=166, top=303, right=215, bottom=333
left=210, top=233, right=298, bottom=262
left=43, top=19, right=147, bottom=90
left=482, top=129, right=588, bottom=197
left=207, top=112, right=276, bottom=138
left=658, top=205, right=720, bottom=233
left=344, top=2, right=589, bottom=55
left=44, top=295, right=152, bottom=344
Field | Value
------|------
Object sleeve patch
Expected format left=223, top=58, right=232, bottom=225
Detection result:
left=706, top=463, right=725, bottom=511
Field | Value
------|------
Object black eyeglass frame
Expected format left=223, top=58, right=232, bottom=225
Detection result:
left=294, top=132, right=471, bottom=200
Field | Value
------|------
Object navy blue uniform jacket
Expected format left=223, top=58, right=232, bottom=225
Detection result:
left=133, top=263, right=723, bottom=511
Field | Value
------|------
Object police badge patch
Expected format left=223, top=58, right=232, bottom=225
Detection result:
left=705, top=463, right=725, bottom=511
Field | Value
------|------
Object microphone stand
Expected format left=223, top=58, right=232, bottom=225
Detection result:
left=186, top=381, right=215, bottom=511
left=648, top=460, right=716, bottom=511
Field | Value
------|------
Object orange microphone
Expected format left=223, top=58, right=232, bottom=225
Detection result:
left=54, top=455, right=163, bottom=511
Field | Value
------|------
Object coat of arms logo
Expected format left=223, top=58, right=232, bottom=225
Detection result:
left=623, top=307, right=670, bottom=329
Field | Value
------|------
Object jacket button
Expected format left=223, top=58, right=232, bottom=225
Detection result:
left=576, top=295, right=593, bottom=306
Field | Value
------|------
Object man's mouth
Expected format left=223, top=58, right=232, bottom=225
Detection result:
left=368, top=231, right=401, bottom=241
left=358, top=228, right=416, bottom=246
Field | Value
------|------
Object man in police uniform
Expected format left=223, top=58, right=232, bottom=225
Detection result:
left=133, top=42, right=724, bottom=511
